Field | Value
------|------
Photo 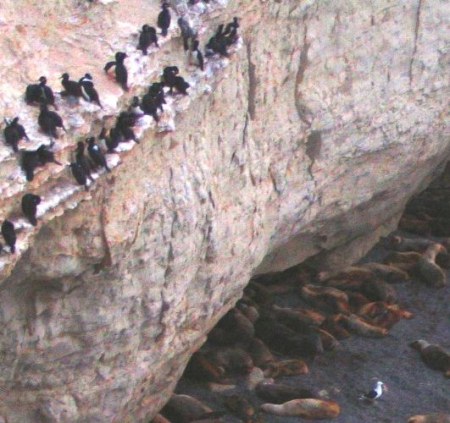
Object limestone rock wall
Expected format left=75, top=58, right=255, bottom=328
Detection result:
left=0, top=0, right=449, bottom=422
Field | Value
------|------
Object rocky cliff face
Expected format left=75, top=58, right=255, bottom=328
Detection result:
left=0, top=0, right=448, bottom=422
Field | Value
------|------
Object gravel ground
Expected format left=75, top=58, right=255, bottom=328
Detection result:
left=174, top=232, right=450, bottom=423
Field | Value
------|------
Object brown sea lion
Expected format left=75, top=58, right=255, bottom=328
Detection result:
left=357, top=302, right=412, bottom=329
left=247, top=337, right=275, bottom=367
left=208, top=346, right=254, bottom=376
left=417, top=244, right=447, bottom=288
left=300, top=285, right=350, bottom=314
left=410, top=340, right=450, bottom=376
left=341, top=314, right=388, bottom=338
left=224, top=394, right=256, bottom=421
left=408, top=414, right=450, bottom=423
left=360, top=262, right=410, bottom=283
left=263, top=359, right=309, bottom=378
left=387, top=235, right=439, bottom=253
left=184, top=352, right=225, bottom=382
left=321, top=315, right=351, bottom=340
left=383, top=251, right=422, bottom=273
left=245, top=366, right=269, bottom=390
left=255, top=381, right=317, bottom=403
left=317, top=267, right=374, bottom=283
left=348, top=292, right=371, bottom=311
left=272, top=304, right=326, bottom=327
left=361, top=279, right=397, bottom=303
left=237, top=301, right=260, bottom=323
left=261, top=398, right=340, bottom=419
left=161, top=394, right=213, bottom=423
left=209, top=308, right=255, bottom=345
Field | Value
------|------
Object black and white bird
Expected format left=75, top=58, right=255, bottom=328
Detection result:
left=359, top=381, right=386, bottom=401
left=79, top=74, right=103, bottom=108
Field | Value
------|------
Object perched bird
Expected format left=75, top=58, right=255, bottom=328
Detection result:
left=138, top=24, right=159, bottom=54
left=21, top=193, right=41, bottom=226
left=79, top=74, right=103, bottom=108
left=60, top=73, right=83, bottom=98
left=99, top=127, right=120, bottom=153
left=178, top=17, right=196, bottom=51
left=161, top=66, right=179, bottom=93
left=4, top=117, right=29, bottom=152
left=148, top=82, right=166, bottom=112
left=359, top=381, right=386, bottom=401
left=141, top=92, right=160, bottom=122
left=75, top=141, right=94, bottom=182
left=69, top=162, right=89, bottom=191
left=86, top=137, right=110, bottom=172
left=1, top=220, right=16, bottom=253
left=21, top=144, right=61, bottom=181
left=157, top=3, right=171, bottom=36
left=25, top=76, right=56, bottom=109
left=38, top=103, right=66, bottom=139
left=189, top=39, right=204, bottom=71
left=104, top=52, right=129, bottom=91
left=173, top=75, right=190, bottom=95
left=115, top=112, right=138, bottom=143
left=128, top=96, right=144, bottom=119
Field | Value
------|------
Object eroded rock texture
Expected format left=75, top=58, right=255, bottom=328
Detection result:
left=0, top=0, right=449, bottom=422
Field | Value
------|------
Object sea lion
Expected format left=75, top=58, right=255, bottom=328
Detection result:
left=245, top=366, right=267, bottom=390
left=208, top=346, right=254, bottom=376
left=209, top=308, right=254, bottom=346
left=184, top=351, right=225, bottom=382
left=300, top=285, right=350, bottom=314
left=348, top=292, right=371, bottom=311
left=410, top=340, right=450, bottom=377
left=224, top=394, right=256, bottom=421
left=272, top=304, right=325, bottom=327
left=161, top=394, right=213, bottom=423
left=417, top=244, right=447, bottom=288
left=383, top=251, right=422, bottom=274
left=341, top=314, right=388, bottom=338
left=255, top=382, right=317, bottom=403
left=360, top=262, right=410, bottom=283
left=261, top=398, right=340, bottom=419
left=320, top=315, right=351, bottom=340
left=361, top=279, right=397, bottom=303
left=237, top=301, right=260, bottom=323
left=387, top=235, right=439, bottom=253
left=408, top=414, right=450, bottom=423
left=317, top=266, right=374, bottom=283
left=247, top=337, right=275, bottom=367
left=262, top=359, right=309, bottom=378
left=358, top=302, right=413, bottom=329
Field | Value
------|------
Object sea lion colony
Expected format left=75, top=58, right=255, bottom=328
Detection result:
left=154, top=184, right=450, bottom=422
left=0, top=0, right=240, bottom=257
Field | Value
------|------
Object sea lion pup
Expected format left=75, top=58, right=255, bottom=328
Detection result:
left=184, top=351, right=225, bottom=382
left=161, top=394, right=214, bottom=423
left=320, top=314, right=351, bottom=340
left=360, top=262, right=410, bottom=283
left=261, top=399, right=340, bottom=419
left=262, top=359, right=309, bottom=378
left=207, top=346, right=254, bottom=376
left=317, top=328, right=339, bottom=350
left=21, top=193, right=41, bottom=226
left=245, top=281, right=275, bottom=306
left=341, top=314, right=388, bottom=338
left=4, top=117, right=29, bottom=152
left=300, top=285, right=350, bottom=314
left=25, top=76, right=56, bottom=108
left=104, top=52, right=128, bottom=91
left=236, top=301, right=259, bottom=323
left=408, top=414, right=450, bottom=423
left=255, top=382, right=317, bottom=404
left=1, top=220, right=17, bottom=253
left=410, top=340, right=450, bottom=377
left=272, top=304, right=326, bottom=327
left=224, top=394, right=256, bottom=421
left=417, top=244, right=447, bottom=288
left=247, top=337, right=275, bottom=367
left=360, top=279, right=397, bottom=304
left=254, top=314, right=323, bottom=357
left=209, top=308, right=254, bottom=346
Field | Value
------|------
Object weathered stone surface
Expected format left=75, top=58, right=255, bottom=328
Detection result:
left=0, top=0, right=449, bottom=422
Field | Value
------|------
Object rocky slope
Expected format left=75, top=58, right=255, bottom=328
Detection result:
left=0, top=0, right=449, bottom=422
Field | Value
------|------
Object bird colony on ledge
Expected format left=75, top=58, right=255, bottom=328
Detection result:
left=0, top=0, right=242, bottom=276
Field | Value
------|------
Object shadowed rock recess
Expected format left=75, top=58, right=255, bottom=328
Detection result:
left=0, top=0, right=449, bottom=421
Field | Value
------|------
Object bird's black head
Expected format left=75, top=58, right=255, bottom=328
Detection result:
left=116, top=52, right=127, bottom=61
left=39, top=76, right=47, bottom=84
left=131, top=96, right=140, bottom=107
left=162, top=2, right=169, bottom=9
left=61, top=73, right=69, bottom=80
left=11, top=117, right=19, bottom=125
left=84, top=73, right=93, bottom=80
left=86, top=137, right=95, bottom=145
left=142, top=24, right=150, bottom=31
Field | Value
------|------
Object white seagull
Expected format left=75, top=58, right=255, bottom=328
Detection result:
left=359, top=381, right=386, bottom=401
